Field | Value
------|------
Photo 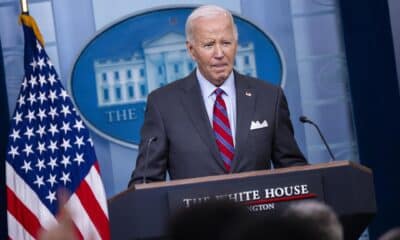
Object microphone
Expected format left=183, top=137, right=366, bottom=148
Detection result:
left=143, top=136, right=157, bottom=184
left=299, top=116, right=336, bottom=161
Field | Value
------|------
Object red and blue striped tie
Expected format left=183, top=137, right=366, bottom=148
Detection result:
left=213, top=88, right=234, bottom=172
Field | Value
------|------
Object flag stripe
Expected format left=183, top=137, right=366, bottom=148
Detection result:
left=6, top=162, right=57, bottom=229
left=85, top=165, right=109, bottom=215
left=7, top=212, right=35, bottom=240
left=94, top=161, right=100, bottom=172
left=66, top=194, right=101, bottom=240
left=76, top=179, right=110, bottom=240
left=6, top=187, right=42, bottom=238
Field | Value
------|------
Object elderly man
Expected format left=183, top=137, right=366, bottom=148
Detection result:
left=129, top=5, right=306, bottom=186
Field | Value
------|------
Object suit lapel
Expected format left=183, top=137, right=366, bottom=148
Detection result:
left=232, top=72, right=256, bottom=170
left=180, top=72, right=225, bottom=170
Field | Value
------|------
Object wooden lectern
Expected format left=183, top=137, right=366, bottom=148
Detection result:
left=108, top=161, right=376, bottom=240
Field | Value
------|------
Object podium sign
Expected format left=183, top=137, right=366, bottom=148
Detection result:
left=109, top=161, right=376, bottom=240
left=168, top=173, right=324, bottom=213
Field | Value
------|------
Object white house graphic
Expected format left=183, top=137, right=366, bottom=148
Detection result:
left=94, top=32, right=257, bottom=107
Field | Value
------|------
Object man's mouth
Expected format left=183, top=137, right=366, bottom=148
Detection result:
left=212, top=64, right=228, bottom=71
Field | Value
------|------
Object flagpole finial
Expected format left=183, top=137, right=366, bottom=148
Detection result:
left=20, top=0, right=29, bottom=15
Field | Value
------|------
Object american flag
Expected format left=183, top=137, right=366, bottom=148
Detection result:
left=6, top=15, right=110, bottom=239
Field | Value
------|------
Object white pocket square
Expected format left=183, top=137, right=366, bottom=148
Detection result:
left=250, top=120, right=268, bottom=130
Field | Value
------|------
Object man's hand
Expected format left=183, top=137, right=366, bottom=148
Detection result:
left=38, top=190, right=78, bottom=240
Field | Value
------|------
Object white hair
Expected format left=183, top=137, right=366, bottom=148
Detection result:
left=185, top=5, right=238, bottom=43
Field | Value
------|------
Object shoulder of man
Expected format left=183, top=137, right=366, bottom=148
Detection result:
left=234, top=70, right=281, bottom=93
left=146, top=71, right=196, bottom=103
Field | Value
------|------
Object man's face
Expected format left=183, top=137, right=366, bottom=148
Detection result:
left=186, top=13, right=237, bottom=86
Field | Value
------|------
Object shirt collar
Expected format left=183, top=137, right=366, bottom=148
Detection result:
left=196, top=68, right=235, bottom=98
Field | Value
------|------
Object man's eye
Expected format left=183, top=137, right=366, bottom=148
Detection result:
left=203, top=43, right=213, bottom=48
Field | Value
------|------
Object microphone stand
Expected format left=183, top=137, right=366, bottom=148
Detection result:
left=300, top=116, right=336, bottom=161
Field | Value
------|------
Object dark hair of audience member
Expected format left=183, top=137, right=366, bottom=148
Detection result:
left=282, top=200, right=343, bottom=240
left=168, top=200, right=249, bottom=240
left=168, top=200, right=343, bottom=240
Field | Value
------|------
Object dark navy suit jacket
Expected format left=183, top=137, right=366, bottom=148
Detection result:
left=129, top=70, right=307, bottom=186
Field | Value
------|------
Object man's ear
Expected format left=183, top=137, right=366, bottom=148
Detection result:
left=186, top=41, right=196, bottom=61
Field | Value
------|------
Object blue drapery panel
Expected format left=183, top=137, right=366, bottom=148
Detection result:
left=339, top=0, right=400, bottom=238
left=0, top=38, right=10, bottom=240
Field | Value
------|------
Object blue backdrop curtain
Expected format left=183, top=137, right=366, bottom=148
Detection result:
left=0, top=38, right=10, bottom=240
left=339, top=0, right=400, bottom=238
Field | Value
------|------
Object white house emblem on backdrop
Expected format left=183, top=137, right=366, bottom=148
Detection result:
left=69, top=7, right=283, bottom=148
left=93, top=32, right=256, bottom=107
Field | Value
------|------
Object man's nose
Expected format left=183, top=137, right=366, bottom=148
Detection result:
left=214, top=44, right=224, bottom=58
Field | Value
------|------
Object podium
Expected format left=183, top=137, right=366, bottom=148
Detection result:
left=108, top=161, right=376, bottom=240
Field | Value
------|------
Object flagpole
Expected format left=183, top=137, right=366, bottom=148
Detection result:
left=20, top=0, right=29, bottom=15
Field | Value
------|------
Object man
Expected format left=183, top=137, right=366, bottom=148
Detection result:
left=129, top=5, right=306, bottom=186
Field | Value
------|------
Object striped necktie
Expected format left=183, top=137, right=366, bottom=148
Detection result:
left=213, top=88, right=234, bottom=172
